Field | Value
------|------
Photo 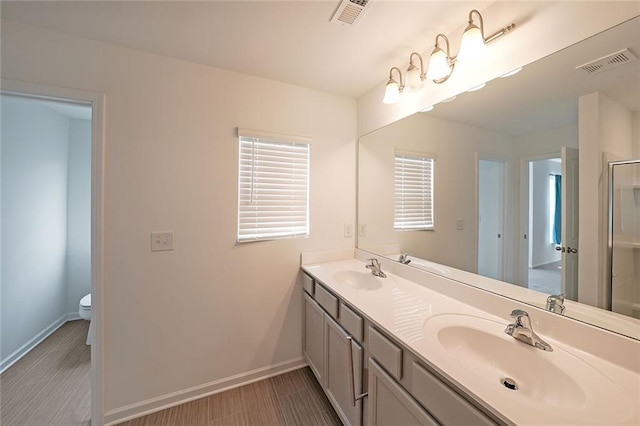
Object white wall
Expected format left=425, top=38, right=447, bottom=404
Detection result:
left=633, top=111, right=640, bottom=157
left=66, top=119, right=92, bottom=313
left=359, top=112, right=513, bottom=274
left=0, top=20, right=356, bottom=420
left=1, top=95, right=70, bottom=362
left=529, top=159, right=562, bottom=268
left=579, top=92, right=634, bottom=307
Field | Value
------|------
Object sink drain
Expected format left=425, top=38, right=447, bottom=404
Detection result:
left=501, top=377, right=518, bottom=390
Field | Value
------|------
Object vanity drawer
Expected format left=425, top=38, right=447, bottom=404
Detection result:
left=369, top=327, right=403, bottom=380
left=315, top=283, right=339, bottom=318
left=411, top=362, right=496, bottom=426
left=302, top=273, right=314, bottom=296
left=340, top=302, right=364, bottom=342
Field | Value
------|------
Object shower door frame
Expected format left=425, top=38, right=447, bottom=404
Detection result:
left=607, top=158, right=640, bottom=312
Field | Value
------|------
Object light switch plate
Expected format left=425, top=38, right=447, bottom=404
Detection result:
left=344, top=224, right=353, bottom=238
left=151, top=232, right=174, bottom=252
left=456, top=219, right=464, bottom=230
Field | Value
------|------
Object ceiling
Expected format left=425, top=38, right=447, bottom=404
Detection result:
left=0, top=0, right=491, bottom=98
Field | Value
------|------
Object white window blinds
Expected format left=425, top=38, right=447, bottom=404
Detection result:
left=237, top=132, right=310, bottom=242
left=394, top=151, right=434, bottom=230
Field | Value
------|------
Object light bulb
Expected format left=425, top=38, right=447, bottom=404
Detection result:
left=405, top=64, right=424, bottom=93
left=458, top=24, right=487, bottom=63
left=382, top=80, right=400, bottom=104
left=426, top=48, right=451, bottom=81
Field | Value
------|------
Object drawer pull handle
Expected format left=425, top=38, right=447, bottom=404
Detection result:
left=347, top=336, right=368, bottom=406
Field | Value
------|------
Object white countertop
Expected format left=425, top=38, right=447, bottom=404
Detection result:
left=302, top=256, right=640, bottom=426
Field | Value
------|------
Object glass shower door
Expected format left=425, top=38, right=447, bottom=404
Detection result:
left=609, top=160, right=640, bottom=319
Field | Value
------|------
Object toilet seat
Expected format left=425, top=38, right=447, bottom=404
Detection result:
left=80, top=294, right=91, bottom=309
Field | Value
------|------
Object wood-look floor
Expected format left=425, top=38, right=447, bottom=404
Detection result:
left=1, top=319, right=339, bottom=426
left=0, top=319, right=91, bottom=426
left=117, top=367, right=341, bottom=426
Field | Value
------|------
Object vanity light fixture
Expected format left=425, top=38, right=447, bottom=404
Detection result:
left=406, top=52, right=427, bottom=92
left=421, top=105, right=434, bottom=112
left=458, top=9, right=516, bottom=63
left=500, top=66, right=523, bottom=78
left=426, top=34, right=455, bottom=83
left=383, top=67, right=404, bottom=104
left=441, top=95, right=457, bottom=103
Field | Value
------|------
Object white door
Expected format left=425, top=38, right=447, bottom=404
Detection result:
left=478, top=159, right=504, bottom=280
left=561, top=147, right=579, bottom=299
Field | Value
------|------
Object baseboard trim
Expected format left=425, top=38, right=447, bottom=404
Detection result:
left=0, top=312, right=80, bottom=373
left=104, top=357, right=307, bottom=426
left=531, top=259, right=562, bottom=269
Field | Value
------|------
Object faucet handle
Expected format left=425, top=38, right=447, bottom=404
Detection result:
left=509, top=309, right=531, bottom=327
left=367, top=258, right=379, bottom=266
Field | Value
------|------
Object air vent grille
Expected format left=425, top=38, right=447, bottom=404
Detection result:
left=330, top=0, right=373, bottom=26
left=576, top=48, right=637, bottom=75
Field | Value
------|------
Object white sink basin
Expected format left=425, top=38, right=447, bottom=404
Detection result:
left=332, top=270, right=384, bottom=290
left=422, top=314, right=636, bottom=425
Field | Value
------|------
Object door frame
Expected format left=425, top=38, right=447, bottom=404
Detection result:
left=475, top=153, right=510, bottom=281
left=1, top=78, right=105, bottom=425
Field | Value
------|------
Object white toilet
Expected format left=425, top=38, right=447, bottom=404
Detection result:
left=78, top=293, right=93, bottom=345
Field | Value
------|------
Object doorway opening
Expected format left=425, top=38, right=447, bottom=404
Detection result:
left=527, top=157, right=562, bottom=294
left=0, top=80, right=104, bottom=425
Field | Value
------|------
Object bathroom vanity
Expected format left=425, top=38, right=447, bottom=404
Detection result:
left=301, top=250, right=640, bottom=426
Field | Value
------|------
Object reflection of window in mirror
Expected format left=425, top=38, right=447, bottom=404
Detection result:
left=394, top=150, right=435, bottom=231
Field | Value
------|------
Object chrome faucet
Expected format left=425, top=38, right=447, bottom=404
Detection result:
left=398, top=253, right=412, bottom=265
left=505, top=309, right=553, bottom=352
left=546, top=293, right=566, bottom=314
left=366, top=258, right=387, bottom=278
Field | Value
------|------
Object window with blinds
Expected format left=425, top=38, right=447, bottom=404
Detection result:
left=394, top=151, right=435, bottom=230
left=237, top=132, right=310, bottom=242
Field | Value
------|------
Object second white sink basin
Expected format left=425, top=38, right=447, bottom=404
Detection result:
left=421, top=314, right=636, bottom=425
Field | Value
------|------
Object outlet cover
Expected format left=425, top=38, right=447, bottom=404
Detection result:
left=358, top=224, right=367, bottom=237
left=151, top=232, right=174, bottom=252
left=344, top=224, right=353, bottom=238
left=456, top=220, right=464, bottom=230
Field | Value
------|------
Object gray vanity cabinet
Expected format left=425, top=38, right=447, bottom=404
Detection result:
left=368, top=359, right=438, bottom=426
left=303, top=293, right=325, bottom=386
left=325, top=315, right=363, bottom=426
left=302, top=275, right=365, bottom=426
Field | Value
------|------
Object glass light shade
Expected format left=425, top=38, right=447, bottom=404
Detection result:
left=457, top=25, right=487, bottom=63
left=426, top=48, right=451, bottom=81
left=405, top=65, right=424, bottom=93
left=421, top=105, right=434, bottom=112
left=382, top=80, right=401, bottom=104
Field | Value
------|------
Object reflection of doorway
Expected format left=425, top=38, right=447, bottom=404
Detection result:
left=527, top=157, right=562, bottom=294
left=478, top=158, right=505, bottom=280
left=520, top=147, right=579, bottom=298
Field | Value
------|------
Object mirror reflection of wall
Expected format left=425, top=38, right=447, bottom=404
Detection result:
left=358, top=16, right=640, bottom=337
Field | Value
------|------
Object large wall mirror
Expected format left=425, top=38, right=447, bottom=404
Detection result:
left=358, top=16, right=640, bottom=339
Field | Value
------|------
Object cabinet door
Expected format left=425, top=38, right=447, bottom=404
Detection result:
left=303, top=293, right=325, bottom=386
left=368, top=359, right=438, bottom=426
left=325, top=314, right=363, bottom=426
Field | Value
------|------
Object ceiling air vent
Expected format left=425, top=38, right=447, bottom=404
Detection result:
left=330, top=0, right=373, bottom=26
left=576, top=48, right=638, bottom=75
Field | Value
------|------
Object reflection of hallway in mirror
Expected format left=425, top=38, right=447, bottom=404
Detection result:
left=528, top=261, right=562, bottom=295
